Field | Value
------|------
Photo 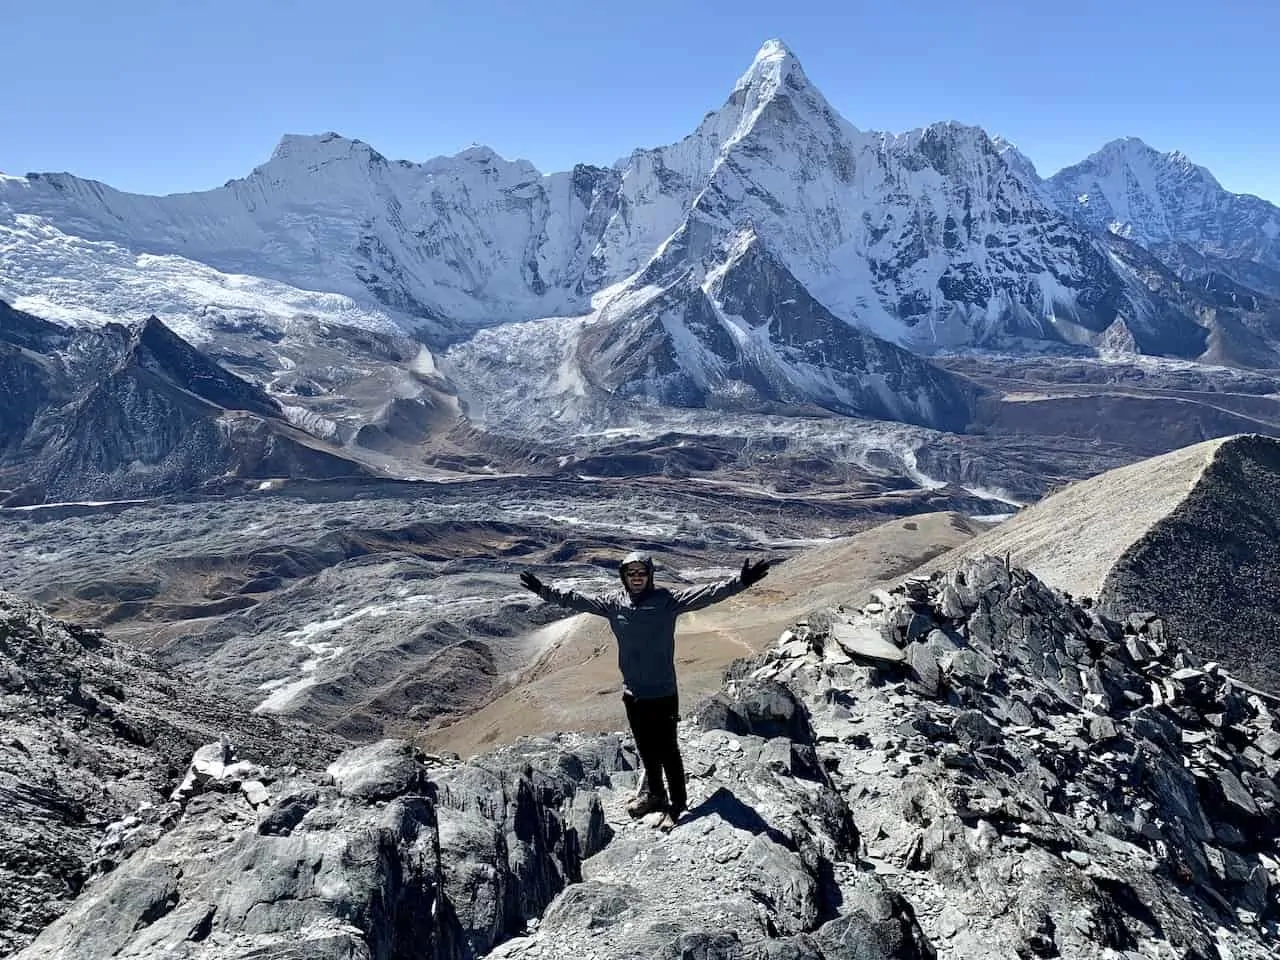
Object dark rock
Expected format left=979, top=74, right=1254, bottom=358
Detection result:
left=945, top=648, right=996, bottom=689
left=1087, top=716, right=1119, bottom=742
left=2, top=314, right=373, bottom=503
left=950, top=710, right=1002, bottom=750
left=1098, top=436, right=1280, bottom=693
left=812, top=875, right=935, bottom=959
left=923, top=629, right=960, bottom=657
left=695, top=680, right=816, bottom=745
left=1004, top=698, right=1037, bottom=726
left=1255, top=729, right=1280, bottom=758
left=832, top=622, right=907, bottom=665
left=1125, top=636, right=1152, bottom=662
left=0, top=591, right=342, bottom=956
left=890, top=605, right=935, bottom=644
left=1132, top=744, right=1213, bottom=842
left=1208, top=767, right=1262, bottom=820
left=1128, top=612, right=1158, bottom=633
left=1018, top=909, right=1058, bottom=958
left=935, top=584, right=967, bottom=619
left=540, top=880, right=637, bottom=933
left=905, top=642, right=942, bottom=698
left=256, top=790, right=319, bottom=836
left=1128, top=706, right=1183, bottom=757
left=1243, top=770, right=1280, bottom=805
left=325, top=739, right=431, bottom=802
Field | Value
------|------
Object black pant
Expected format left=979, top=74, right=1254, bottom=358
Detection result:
left=623, top=692, right=686, bottom=813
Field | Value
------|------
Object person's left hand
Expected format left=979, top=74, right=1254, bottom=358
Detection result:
left=740, top=558, right=771, bottom=587
left=519, top=571, right=543, bottom=593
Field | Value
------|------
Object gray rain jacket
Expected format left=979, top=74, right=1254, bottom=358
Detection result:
left=534, top=577, right=747, bottom=699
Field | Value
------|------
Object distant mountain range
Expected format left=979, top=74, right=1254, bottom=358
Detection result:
left=2, top=39, right=1280, bottom=500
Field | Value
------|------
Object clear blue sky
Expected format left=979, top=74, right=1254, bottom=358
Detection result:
left=5, top=0, right=1278, bottom=203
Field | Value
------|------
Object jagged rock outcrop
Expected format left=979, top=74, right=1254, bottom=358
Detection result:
left=569, top=225, right=981, bottom=430
left=746, top=557, right=1280, bottom=959
left=0, top=591, right=342, bottom=955
left=1099, top=234, right=1280, bottom=366
left=10, top=721, right=634, bottom=960
left=11, top=553, right=1280, bottom=959
left=926, top=434, right=1280, bottom=692
left=0, top=306, right=373, bottom=502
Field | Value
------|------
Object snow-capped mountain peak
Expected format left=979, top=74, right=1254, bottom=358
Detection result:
left=0, top=39, right=1136, bottom=362
left=1041, top=137, right=1280, bottom=295
left=267, top=131, right=386, bottom=166
left=1074, top=137, right=1223, bottom=198
left=724, top=37, right=851, bottom=143
left=991, top=136, right=1042, bottom=188
left=5, top=36, right=1280, bottom=459
left=733, top=38, right=806, bottom=97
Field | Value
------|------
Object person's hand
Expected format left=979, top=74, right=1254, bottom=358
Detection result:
left=519, top=571, right=543, bottom=593
left=740, top=558, right=770, bottom=587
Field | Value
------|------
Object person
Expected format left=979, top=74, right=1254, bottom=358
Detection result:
left=519, top=551, right=771, bottom=831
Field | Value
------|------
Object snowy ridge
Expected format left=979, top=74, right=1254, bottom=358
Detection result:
left=1, top=40, right=1147, bottom=354
left=1039, top=138, right=1280, bottom=294
left=0, top=211, right=403, bottom=344
left=3, top=38, right=1280, bottom=449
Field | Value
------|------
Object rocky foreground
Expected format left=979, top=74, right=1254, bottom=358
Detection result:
left=5, top=557, right=1280, bottom=959
left=0, top=592, right=343, bottom=955
left=935, top=434, right=1280, bottom=693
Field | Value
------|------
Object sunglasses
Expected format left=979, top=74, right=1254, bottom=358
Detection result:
left=622, top=567, right=649, bottom=577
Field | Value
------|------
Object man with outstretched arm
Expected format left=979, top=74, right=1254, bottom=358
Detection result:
left=519, top=551, right=771, bottom=832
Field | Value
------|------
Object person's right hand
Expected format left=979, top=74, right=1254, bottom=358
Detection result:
left=519, top=571, right=543, bottom=593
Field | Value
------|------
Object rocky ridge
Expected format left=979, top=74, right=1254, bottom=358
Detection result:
left=0, top=303, right=374, bottom=503
left=927, top=434, right=1280, bottom=693
left=0, top=591, right=343, bottom=955
left=8, top=555, right=1279, bottom=959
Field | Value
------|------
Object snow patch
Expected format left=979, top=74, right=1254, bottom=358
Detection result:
left=3, top=498, right=150, bottom=512
left=410, top=346, right=438, bottom=376
left=280, top=405, right=340, bottom=440
left=970, top=512, right=1017, bottom=524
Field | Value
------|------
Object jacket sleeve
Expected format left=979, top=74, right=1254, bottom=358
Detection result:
left=536, top=583, right=614, bottom=618
left=669, top=577, right=747, bottom=613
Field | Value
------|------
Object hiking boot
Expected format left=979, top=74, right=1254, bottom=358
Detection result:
left=626, top=792, right=668, bottom=818
left=656, top=810, right=682, bottom=833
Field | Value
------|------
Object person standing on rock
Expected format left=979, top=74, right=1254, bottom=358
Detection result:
left=519, top=551, right=771, bottom=831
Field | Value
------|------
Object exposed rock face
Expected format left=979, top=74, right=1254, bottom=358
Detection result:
left=572, top=226, right=981, bottom=430
left=0, top=307, right=373, bottom=502
left=1098, top=435, right=1280, bottom=691
left=1099, top=234, right=1280, bottom=366
left=750, top=558, right=1280, bottom=959
left=0, top=303, right=74, bottom=463
left=0, top=591, right=342, bottom=955
left=927, top=434, right=1280, bottom=692
left=8, top=558, right=1279, bottom=959
left=9, top=722, right=629, bottom=960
